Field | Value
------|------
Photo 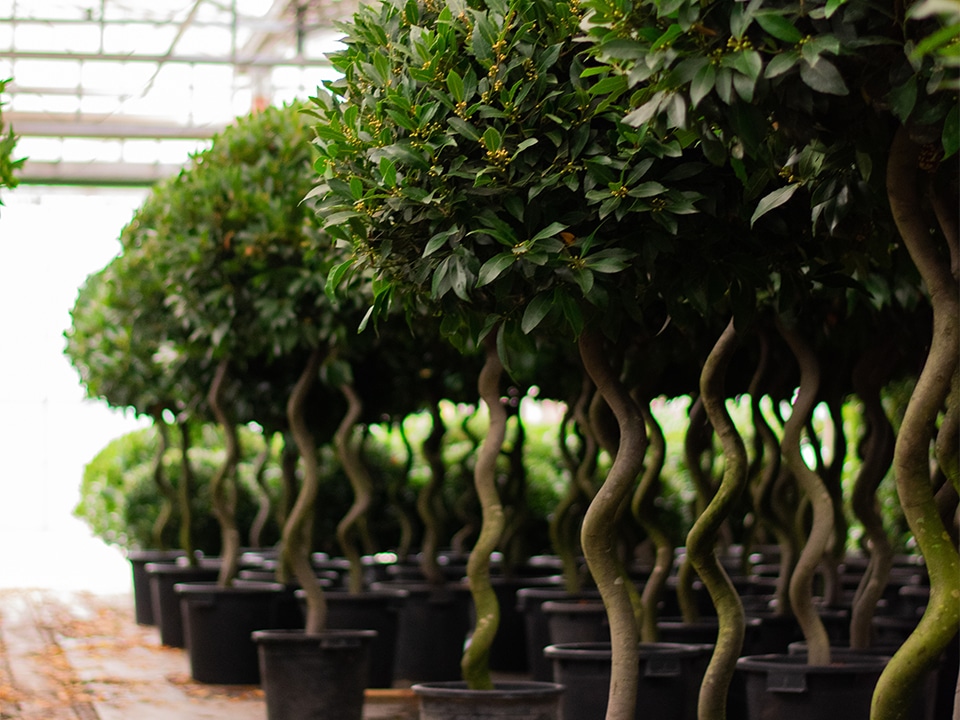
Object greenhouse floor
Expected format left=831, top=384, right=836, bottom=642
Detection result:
left=0, top=588, right=429, bottom=719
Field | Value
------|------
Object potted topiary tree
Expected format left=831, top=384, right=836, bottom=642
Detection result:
left=581, top=0, right=959, bottom=718
left=65, top=185, right=220, bottom=634
left=311, top=1, right=738, bottom=717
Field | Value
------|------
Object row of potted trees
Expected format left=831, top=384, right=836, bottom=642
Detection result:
left=63, top=0, right=957, bottom=717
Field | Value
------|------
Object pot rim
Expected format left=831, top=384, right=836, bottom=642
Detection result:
left=292, top=587, right=410, bottom=600
left=411, top=680, right=565, bottom=699
left=543, top=641, right=709, bottom=660
left=541, top=600, right=607, bottom=614
left=173, top=580, right=285, bottom=595
left=736, top=653, right=890, bottom=674
left=251, top=628, right=378, bottom=645
left=144, top=562, right=220, bottom=574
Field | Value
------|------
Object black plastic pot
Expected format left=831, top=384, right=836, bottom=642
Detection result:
left=543, top=641, right=709, bottom=720
left=515, top=586, right=601, bottom=681
left=541, top=600, right=608, bottom=644
left=735, top=653, right=888, bottom=720
left=127, top=549, right=185, bottom=625
left=786, top=643, right=936, bottom=720
left=235, top=573, right=307, bottom=630
left=294, top=587, right=408, bottom=688
left=253, top=629, right=376, bottom=720
left=413, top=681, right=565, bottom=720
left=656, top=615, right=763, bottom=652
left=484, top=576, right=562, bottom=673
left=373, top=581, right=472, bottom=682
left=744, top=608, right=849, bottom=655
left=176, top=580, right=286, bottom=684
left=145, top=560, right=220, bottom=647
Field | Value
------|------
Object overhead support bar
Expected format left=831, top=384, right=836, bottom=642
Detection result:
left=17, top=160, right=183, bottom=186
left=7, top=113, right=224, bottom=139
left=0, top=50, right=333, bottom=68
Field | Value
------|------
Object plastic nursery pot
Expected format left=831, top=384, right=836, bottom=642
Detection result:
left=484, top=575, right=563, bottom=674
left=371, top=580, right=473, bottom=683
left=127, top=549, right=186, bottom=625
left=790, top=640, right=950, bottom=720
left=541, top=600, right=609, bottom=645
left=294, top=587, right=408, bottom=688
left=515, top=586, right=601, bottom=682
left=145, top=560, right=220, bottom=647
left=543, top=641, right=709, bottom=720
left=253, top=629, right=377, bottom=720
left=656, top=615, right=764, bottom=651
left=734, top=653, right=888, bottom=720
left=175, top=580, right=286, bottom=684
left=412, top=681, right=565, bottom=720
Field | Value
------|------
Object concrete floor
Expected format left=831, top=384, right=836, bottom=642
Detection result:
left=0, top=588, right=419, bottom=719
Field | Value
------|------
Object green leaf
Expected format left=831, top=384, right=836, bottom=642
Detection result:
left=482, top=126, right=502, bottom=151
left=623, top=92, right=664, bottom=127
left=514, top=137, right=539, bottom=156
left=690, top=63, right=716, bottom=107
left=325, top=260, right=354, bottom=300
left=750, top=184, right=800, bottom=226
left=530, top=221, right=568, bottom=242
left=944, top=103, right=959, bottom=159
left=824, top=0, right=847, bottom=18
left=726, top=49, right=763, bottom=82
left=754, top=13, right=803, bottom=43
left=733, top=70, right=756, bottom=102
left=574, top=268, right=595, bottom=295
left=628, top=181, right=668, bottom=198
left=448, top=117, right=481, bottom=141
left=349, top=176, right=364, bottom=200
left=588, top=75, right=629, bottom=97
left=764, top=51, right=800, bottom=79
left=447, top=70, right=465, bottom=102
left=521, top=293, right=553, bottom=334
left=888, top=76, right=918, bottom=123
left=379, top=157, right=397, bottom=188
left=477, top=251, right=515, bottom=286
left=424, top=227, right=458, bottom=257
left=799, top=58, right=849, bottom=95
left=557, top=293, right=583, bottom=336
left=585, top=256, right=629, bottom=273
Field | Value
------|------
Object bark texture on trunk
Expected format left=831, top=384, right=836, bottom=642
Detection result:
left=579, top=329, right=644, bottom=720
left=461, top=338, right=507, bottom=690
left=686, top=319, right=746, bottom=720
left=283, top=348, right=327, bottom=634
left=873, top=127, right=960, bottom=720
left=777, top=320, right=833, bottom=666
left=335, top=382, right=372, bottom=594
left=208, top=358, right=241, bottom=587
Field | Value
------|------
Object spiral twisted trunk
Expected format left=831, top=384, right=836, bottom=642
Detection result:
left=632, top=396, right=672, bottom=642
left=579, top=329, right=645, bottom=720
left=686, top=319, right=747, bottom=720
left=461, top=337, right=507, bottom=690
left=150, top=417, right=174, bottom=550
left=177, top=420, right=197, bottom=566
left=777, top=320, right=833, bottom=666
left=248, top=444, right=272, bottom=549
left=873, top=127, right=960, bottom=720
left=283, top=348, right=327, bottom=633
left=849, top=344, right=897, bottom=649
left=335, top=382, right=372, bottom=594
left=418, top=401, right=447, bottom=585
left=208, top=358, right=241, bottom=587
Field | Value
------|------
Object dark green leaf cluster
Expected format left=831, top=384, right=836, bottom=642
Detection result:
left=310, top=0, right=723, bottom=348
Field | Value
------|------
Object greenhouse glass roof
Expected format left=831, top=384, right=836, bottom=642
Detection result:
left=0, top=0, right=353, bottom=184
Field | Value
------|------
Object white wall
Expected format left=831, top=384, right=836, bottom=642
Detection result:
left=0, top=185, right=149, bottom=592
